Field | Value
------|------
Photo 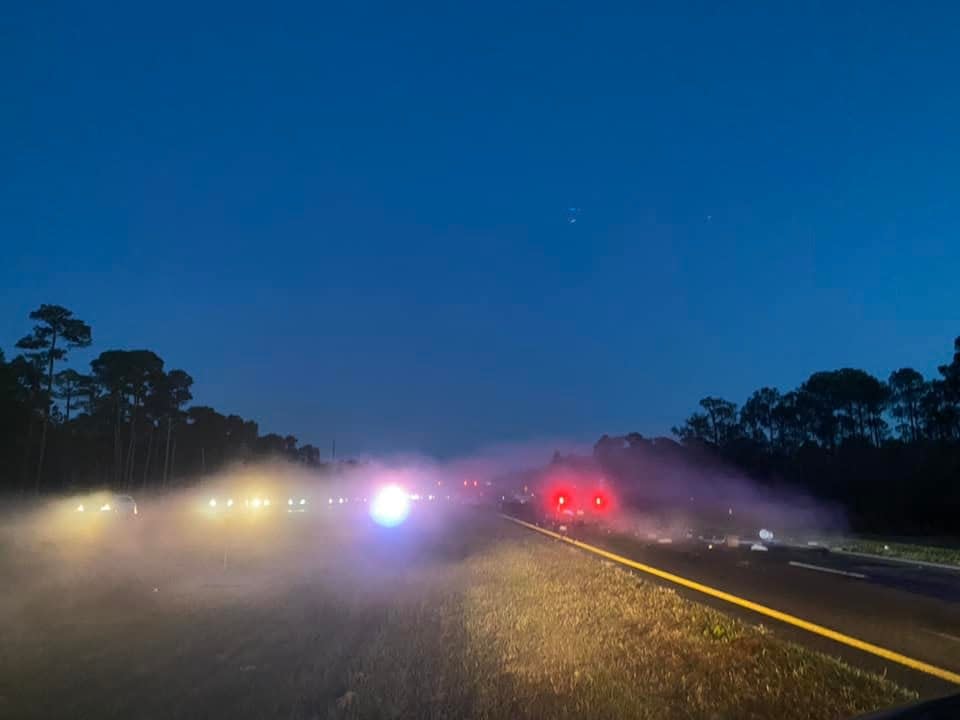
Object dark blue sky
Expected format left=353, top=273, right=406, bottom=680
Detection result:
left=3, top=2, right=959, bottom=457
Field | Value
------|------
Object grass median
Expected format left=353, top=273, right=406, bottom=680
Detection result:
left=838, top=539, right=960, bottom=567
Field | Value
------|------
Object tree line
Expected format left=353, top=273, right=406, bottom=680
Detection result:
left=589, top=336, right=960, bottom=534
left=1, top=304, right=325, bottom=494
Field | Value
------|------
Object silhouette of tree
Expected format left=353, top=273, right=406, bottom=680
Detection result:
left=624, top=432, right=646, bottom=448
left=152, top=369, right=193, bottom=486
left=256, top=433, right=286, bottom=456
left=0, top=306, right=328, bottom=493
left=671, top=413, right=711, bottom=444
left=15, top=304, right=92, bottom=490
left=593, top=434, right=626, bottom=460
left=740, top=387, right=780, bottom=446
left=54, top=369, right=86, bottom=422
left=921, top=380, right=958, bottom=442
left=298, top=444, right=321, bottom=465
left=698, top=397, right=740, bottom=446
left=936, top=337, right=960, bottom=438
left=656, top=337, right=960, bottom=532
left=0, top=351, right=31, bottom=490
left=91, top=350, right=160, bottom=485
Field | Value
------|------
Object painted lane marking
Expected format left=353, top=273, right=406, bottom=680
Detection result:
left=921, top=629, right=960, bottom=645
left=788, top=560, right=868, bottom=579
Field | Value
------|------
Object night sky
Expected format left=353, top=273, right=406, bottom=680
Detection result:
left=3, top=3, right=959, bottom=457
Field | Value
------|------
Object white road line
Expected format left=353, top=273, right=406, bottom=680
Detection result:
left=922, top=628, right=960, bottom=645
left=788, top=560, right=868, bottom=579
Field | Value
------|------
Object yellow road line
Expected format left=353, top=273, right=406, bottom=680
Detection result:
left=503, top=515, right=960, bottom=686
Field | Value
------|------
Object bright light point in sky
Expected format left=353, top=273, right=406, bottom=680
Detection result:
left=370, top=485, right=411, bottom=527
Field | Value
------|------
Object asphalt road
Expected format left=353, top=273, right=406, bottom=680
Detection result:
left=552, top=521, right=960, bottom=699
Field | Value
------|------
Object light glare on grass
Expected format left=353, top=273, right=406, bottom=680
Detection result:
left=371, top=485, right=411, bottom=527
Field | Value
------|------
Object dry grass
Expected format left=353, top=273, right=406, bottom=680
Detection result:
left=0, top=510, right=914, bottom=719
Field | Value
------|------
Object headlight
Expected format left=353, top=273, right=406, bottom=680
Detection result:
left=76, top=504, right=84, bottom=512
left=227, top=498, right=234, bottom=507
left=100, top=503, right=112, bottom=512
left=299, top=498, right=306, bottom=505
left=371, top=485, right=411, bottom=527
left=251, top=498, right=262, bottom=509
left=288, top=498, right=294, bottom=506
left=209, top=498, right=217, bottom=507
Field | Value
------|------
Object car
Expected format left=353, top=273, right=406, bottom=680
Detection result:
left=202, top=493, right=277, bottom=515
left=285, top=495, right=309, bottom=513
left=110, top=494, right=138, bottom=515
left=241, top=495, right=274, bottom=511
left=74, top=493, right=138, bottom=516
left=203, top=495, right=237, bottom=513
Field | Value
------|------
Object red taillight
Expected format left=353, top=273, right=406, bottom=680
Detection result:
left=591, top=490, right=613, bottom=513
left=545, top=486, right=576, bottom=514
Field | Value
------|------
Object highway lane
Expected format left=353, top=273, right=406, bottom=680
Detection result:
left=519, top=519, right=960, bottom=698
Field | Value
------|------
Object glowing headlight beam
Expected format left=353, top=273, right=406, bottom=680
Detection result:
left=370, top=485, right=411, bottom=527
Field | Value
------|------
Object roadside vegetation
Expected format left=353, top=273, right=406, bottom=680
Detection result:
left=590, top=335, right=960, bottom=536
left=839, top=539, right=960, bottom=567
left=0, top=304, right=328, bottom=498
